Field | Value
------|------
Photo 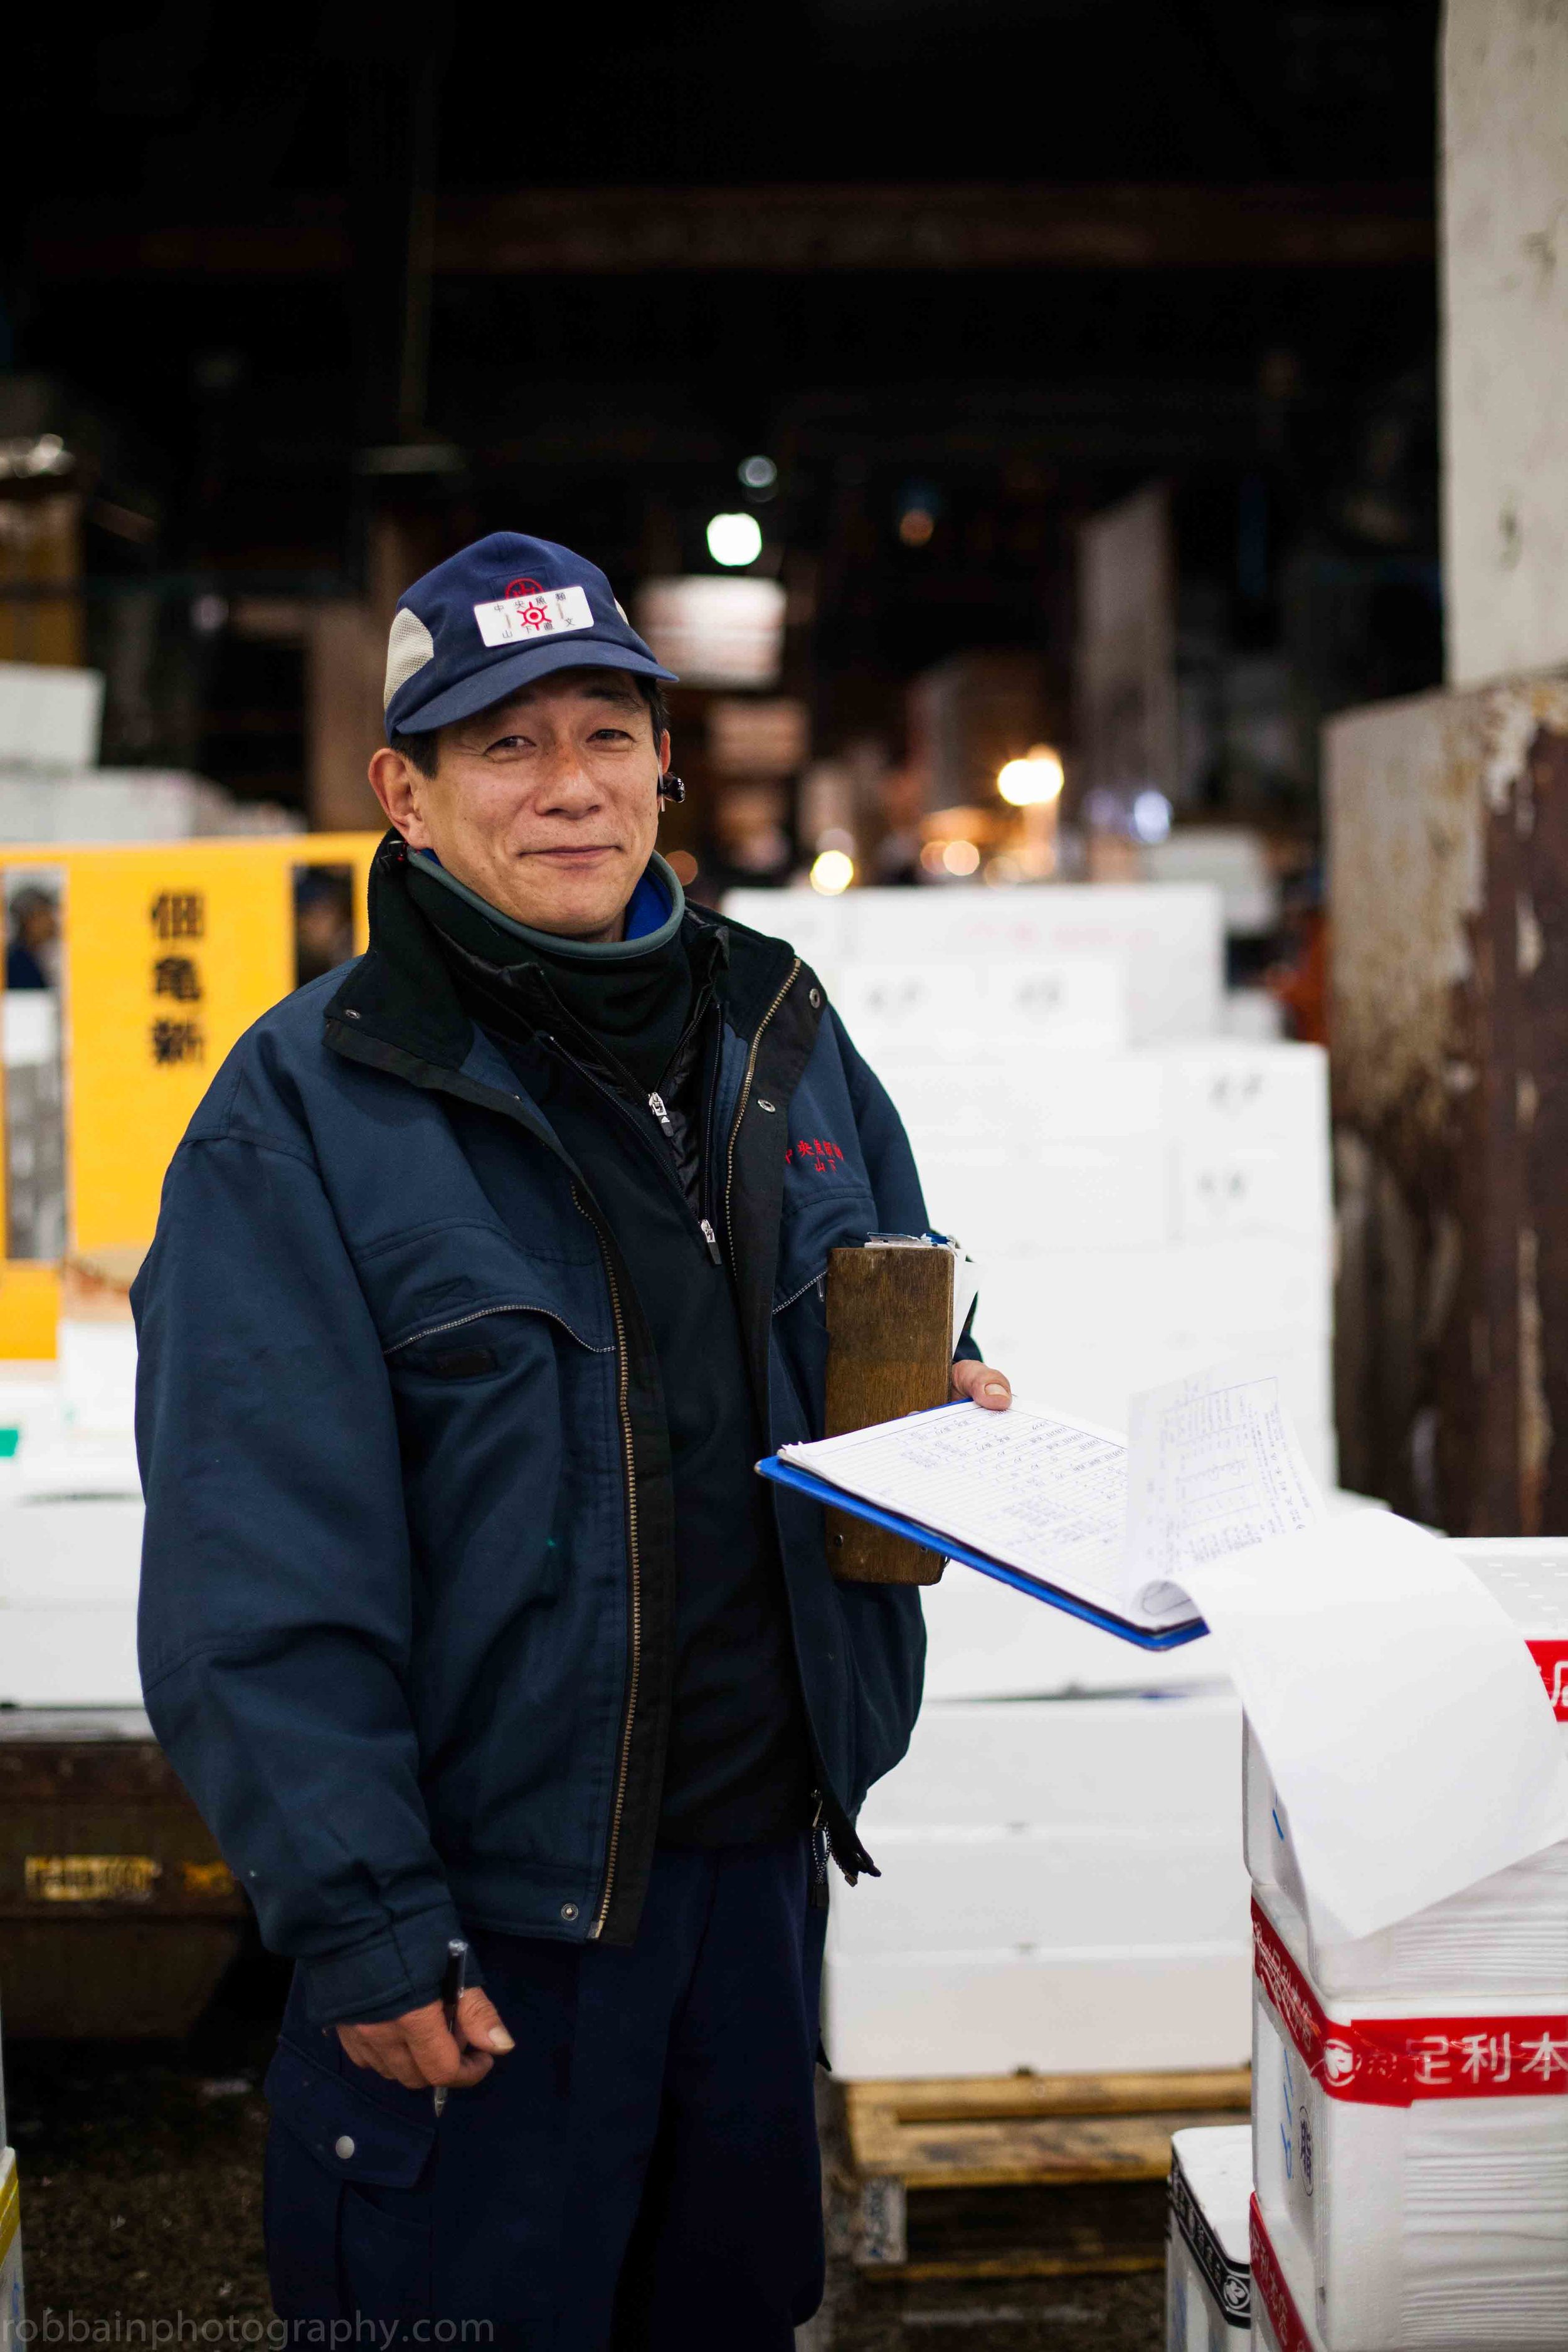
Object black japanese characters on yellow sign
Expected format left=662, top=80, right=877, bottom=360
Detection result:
left=149, top=891, right=207, bottom=1067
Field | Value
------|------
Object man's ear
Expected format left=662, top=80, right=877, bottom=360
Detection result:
left=369, top=745, right=433, bottom=848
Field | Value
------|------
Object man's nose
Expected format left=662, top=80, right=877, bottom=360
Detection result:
left=534, top=751, right=604, bottom=810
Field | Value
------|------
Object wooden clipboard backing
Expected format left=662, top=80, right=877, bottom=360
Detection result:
left=822, top=1243, right=952, bottom=1585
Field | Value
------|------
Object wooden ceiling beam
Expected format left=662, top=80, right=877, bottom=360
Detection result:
left=29, top=181, right=1433, bottom=280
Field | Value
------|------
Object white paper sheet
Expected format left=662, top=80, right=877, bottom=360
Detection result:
left=783, top=1397, right=1142, bottom=1609
left=1184, top=1512, right=1568, bottom=1941
left=780, top=1357, right=1325, bottom=1631
left=1126, top=1360, right=1325, bottom=1614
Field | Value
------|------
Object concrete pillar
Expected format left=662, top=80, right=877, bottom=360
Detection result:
left=1442, top=0, right=1568, bottom=684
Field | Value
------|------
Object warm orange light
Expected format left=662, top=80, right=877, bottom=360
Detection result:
left=997, top=745, right=1065, bottom=807
left=810, top=849, right=855, bottom=895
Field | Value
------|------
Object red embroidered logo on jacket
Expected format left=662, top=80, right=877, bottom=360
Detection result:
left=787, top=1136, right=847, bottom=1176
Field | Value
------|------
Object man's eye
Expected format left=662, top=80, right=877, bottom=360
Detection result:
left=487, top=736, right=531, bottom=754
left=590, top=728, right=633, bottom=743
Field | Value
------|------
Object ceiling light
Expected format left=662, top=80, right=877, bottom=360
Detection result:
left=706, top=512, right=763, bottom=568
left=810, top=849, right=855, bottom=896
left=941, top=839, right=980, bottom=876
left=738, top=455, right=777, bottom=493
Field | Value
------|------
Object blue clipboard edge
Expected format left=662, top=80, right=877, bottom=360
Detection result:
left=758, top=1454, right=1209, bottom=1653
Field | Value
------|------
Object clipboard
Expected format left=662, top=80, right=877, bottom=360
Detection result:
left=757, top=1453, right=1209, bottom=1652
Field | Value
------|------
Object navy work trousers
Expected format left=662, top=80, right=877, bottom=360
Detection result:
left=263, top=1836, right=828, bottom=2349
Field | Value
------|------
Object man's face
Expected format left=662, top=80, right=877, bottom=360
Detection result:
left=372, top=669, right=667, bottom=940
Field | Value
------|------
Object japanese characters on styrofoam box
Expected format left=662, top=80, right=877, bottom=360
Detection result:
left=1249, top=2195, right=1322, bottom=2352
left=1244, top=1544, right=1568, bottom=2000
left=1250, top=1888, right=1568, bottom=2351
left=1167, top=2126, right=1253, bottom=2352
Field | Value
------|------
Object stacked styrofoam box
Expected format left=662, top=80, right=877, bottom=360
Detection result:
left=723, top=884, right=1336, bottom=1488
left=1168, top=2124, right=1253, bottom=2350
left=1246, top=1542, right=1568, bottom=2351
left=0, top=1359, right=143, bottom=1708
left=724, top=880, right=1226, bottom=1044
left=826, top=1672, right=1253, bottom=2077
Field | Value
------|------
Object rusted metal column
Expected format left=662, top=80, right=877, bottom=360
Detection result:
left=1335, top=672, right=1568, bottom=1534
left=1328, top=675, right=1568, bottom=1533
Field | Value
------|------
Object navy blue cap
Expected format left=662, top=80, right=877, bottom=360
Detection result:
left=383, top=531, right=677, bottom=737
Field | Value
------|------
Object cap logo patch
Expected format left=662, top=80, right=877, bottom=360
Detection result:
left=505, top=576, right=543, bottom=597
left=474, top=583, right=594, bottom=648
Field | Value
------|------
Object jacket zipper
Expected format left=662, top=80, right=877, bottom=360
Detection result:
left=539, top=1031, right=721, bottom=1268
left=568, top=1178, right=643, bottom=1941
left=723, top=958, right=800, bottom=1271
left=649, top=1089, right=721, bottom=1263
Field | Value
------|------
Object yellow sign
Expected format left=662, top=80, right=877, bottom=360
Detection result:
left=0, top=2149, right=18, bottom=2271
left=180, top=1857, right=239, bottom=1899
left=0, top=834, right=379, bottom=1354
left=24, top=1853, right=162, bottom=1902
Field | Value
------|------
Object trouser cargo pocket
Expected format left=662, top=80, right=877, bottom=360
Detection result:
left=263, top=2036, right=436, bottom=2325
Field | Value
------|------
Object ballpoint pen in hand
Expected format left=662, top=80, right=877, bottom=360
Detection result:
left=433, top=1936, right=469, bottom=2117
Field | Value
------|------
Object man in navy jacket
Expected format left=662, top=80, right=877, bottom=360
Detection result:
left=134, top=533, right=1012, bottom=2348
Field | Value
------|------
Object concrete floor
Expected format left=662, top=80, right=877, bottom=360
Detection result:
left=4, top=1957, right=1163, bottom=2351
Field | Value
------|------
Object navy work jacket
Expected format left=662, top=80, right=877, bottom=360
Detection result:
left=134, top=837, right=935, bottom=2027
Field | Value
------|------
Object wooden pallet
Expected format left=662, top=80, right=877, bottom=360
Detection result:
left=843, top=2067, right=1250, bottom=2281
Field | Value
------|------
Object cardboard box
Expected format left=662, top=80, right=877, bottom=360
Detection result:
left=825, top=1944, right=1252, bottom=2077
left=1167, top=2125, right=1252, bottom=2349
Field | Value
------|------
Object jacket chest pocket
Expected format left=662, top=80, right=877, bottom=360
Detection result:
left=352, top=1216, right=613, bottom=1361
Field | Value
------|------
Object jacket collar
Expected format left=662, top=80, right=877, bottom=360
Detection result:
left=326, top=831, right=799, bottom=1076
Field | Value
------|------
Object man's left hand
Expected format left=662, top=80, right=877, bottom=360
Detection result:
left=950, top=1360, right=1012, bottom=1412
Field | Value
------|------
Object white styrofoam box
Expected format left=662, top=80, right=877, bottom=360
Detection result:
left=1, top=992, right=58, bottom=1071
left=1249, top=2195, right=1319, bottom=2352
left=1172, top=1145, right=1329, bottom=1249
left=862, top=1693, right=1243, bottom=1830
left=829, top=1824, right=1249, bottom=1959
left=1167, top=2125, right=1253, bottom=2350
left=1251, top=1889, right=1568, bottom=2349
left=1220, top=988, right=1285, bottom=1041
left=825, top=1943, right=1251, bottom=2077
left=0, top=1498, right=144, bottom=1606
left=0, top=1606, right=141, bottom=1707
left=920, top=1136, right=1171, bottom=1254
left=1244, top=1542, right=1568, bottom=2000
left=1147, top=828, right=1278, bottom=936
left=970, top=1240, right=1331, bottom=1340
left=1166, top=1043, right=1328, bottom=1152
left=0, top=1368, right=61, bottom=1444
left=723, top=881, right=1225, bottom=1043
left=0, top=771, right=235, bottom=844
left=832, top=957, right=1128, bottom=1061
left=58, top=1318, right=137, bottom=1439
left=919, top=1555, right=1231, bottom=1700
left=0, top=2148, right=21, bottom=2352
left=0, top=662, right=103, bottom=769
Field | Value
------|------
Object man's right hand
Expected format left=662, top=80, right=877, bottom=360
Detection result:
left=336, top=1985, right=514, bottom=2091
